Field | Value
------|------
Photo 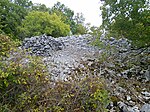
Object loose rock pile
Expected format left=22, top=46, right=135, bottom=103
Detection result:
left=101, top=36, right=150, bottom=81
left=22, top=34, right=64, bottom=56
left=22, top=34, right=150, bottom=112
left=43, top=34, right=100, bottom=80
left=101, top=36, right=131, bottom=53
left=96, top=36, right=150, bottom=112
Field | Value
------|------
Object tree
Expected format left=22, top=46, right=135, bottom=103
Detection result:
left=50, top=2, right=77, bottom=34
left=0, top=0, right=17, bottom=37
left=75, top=24, right=87, bottom=35
left=50, top=2, right=88, bottom=35
left=31, top=3, right=49, bottom=12
left=100, top=0, right=150, bottom=48
left=18, top=11, right=70, bottom=39
left=73, top=13, right=87, bottom=35
left=74, top=13, right=85, bottom=25
left=0, top=0, right=32, bottom=39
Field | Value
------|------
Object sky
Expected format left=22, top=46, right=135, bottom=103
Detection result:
left=31, top=0, right=102, bottom=26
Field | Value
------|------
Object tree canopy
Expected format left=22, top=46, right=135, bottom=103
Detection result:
left=100, top=0, right=150, bottom=48
left=50, top=2, right=87, bottom=35
left=0, top=0, right=87, bottom=40
left=0, top=0, right=32, bottom=38
left=31, top=3, right=49, bottom=12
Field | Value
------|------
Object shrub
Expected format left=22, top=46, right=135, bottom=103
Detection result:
left=39, top=76, right=110, bottom=112
left=18, top=11, right=70, bottom=39
left=0, top=49, right=50, bottom=111
left=0, top=34, right=14, bottom=56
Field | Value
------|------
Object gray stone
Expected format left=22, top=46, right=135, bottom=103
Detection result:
left=118, top=87, right=127, bottom=93
left=44, top=45, right=50, bottom=49
left=128, top=106, right=139, bottom=112
left=144, top=70, right=150, bottom=81
left=141, top=91, right=150, bottom=97
left=118, top=101, right=140, bottom=112
left=21, top=33, right=149, bottom=94
left=141, top=91, right=150, bottom=100
left=118, top=101, right=128, bottom=112
left=126, top=95, right=131, bottom=101
left=140, top=104, right=150, bottom=112
left=109, top=37, right=115, bottom=41
left=88, top=61, right=93, bottom=66
left=22, top=34, right=64, bottom=56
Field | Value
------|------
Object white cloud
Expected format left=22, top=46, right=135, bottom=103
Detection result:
left=31, top=0, right=102, bottom=26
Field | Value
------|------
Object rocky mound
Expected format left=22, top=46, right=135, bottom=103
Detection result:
left=22, top=34, right=150, bottom=112
left=92, top=36, right=150, bottom=112
left=22, top=34, right=64, bottom=56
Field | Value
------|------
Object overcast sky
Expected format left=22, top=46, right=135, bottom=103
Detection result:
left=31, top=0, right=102, bottom=26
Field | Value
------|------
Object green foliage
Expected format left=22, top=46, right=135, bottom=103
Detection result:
left=50, top=2, right=75, bottom=33
left=100, top=0, right=150, bottom=48
left=18, top=11, right=70, bottom=39
left=90, top=36, right=103, bottom=48
left=79, top=78, right=110, bottom=112
left=45, top=77, right=110, bottom=112
left=75, top=24, right=87, bottom=35
left=31, top=3, right=49, bottom=12
left=91, top=89, right=110, bottom=112
left=0, top=59, right=110, bottom=111
left=0, top=0, right=32, bottom=39
left=0, top=0, right=86, bottom=39
left=0, top=34, right=15, bottom=56
left=90, top=26, right=102, bottom=37
left=50, top=2, right=87, bottom=35
left=12, top=0, right=33, bottom=8
left=0, top=50, right=50, bottom=111
left=74, top=13, right=85, bottom=25
left=90, top=26, right=104, bottom=48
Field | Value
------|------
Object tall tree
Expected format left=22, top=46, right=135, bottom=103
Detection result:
left=12, top=0, right=32, bottom=8
left=74, top=13, right=85, bottom=25
left=31, top=3, right=49, bottom=12
left=100, top=0, right=150, bottom=48
left=0, top=0, right=33, bottom=39
left=50, top=2, right=77, bottom=34
left=73, top=13, right=87, bottom=34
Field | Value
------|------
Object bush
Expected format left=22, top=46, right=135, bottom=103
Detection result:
left=37, top=76, right=110, bottom=112
left=0, top=34, right=21, bottom=57
left=18, top=11, right=70, bottom=39
left=0, top=49, right=50, bottom=111
left=89, top=26, right=104, bottom=48
left=0, top=34, right=14, bottom=56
